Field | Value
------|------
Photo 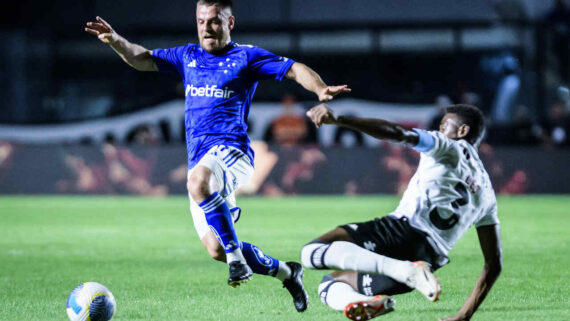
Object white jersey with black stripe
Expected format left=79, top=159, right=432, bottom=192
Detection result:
left=390, top=130, right=499, bottom=256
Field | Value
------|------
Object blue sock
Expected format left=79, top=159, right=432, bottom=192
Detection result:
left=240, top=242, right=280, bottom=276
left=199, top=192, right=239, bottom=253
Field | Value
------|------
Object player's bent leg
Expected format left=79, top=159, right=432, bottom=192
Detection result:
left=240, top=241, right=308, bottom=312
left=321, top=241, right=439, bottom=301
left=301, top=227, right=354, bottom=270
left=301, top=233, right=411, bottom=285
left=187, top=165, right=212, bottom=203
left=188, top=165, right=251, bottom=287
left=199, top=231, right=309, bottom=306
left=190, top=191, right=228, bottom=263
left=355, top=262, right=439, bottom=302
left=318, top=272, right=395, bottom=320
left=302, top=229, right=440, bottom=301
left=240, top=241, right=280, bottom=275
left=303, top=238, right=402, bottom=275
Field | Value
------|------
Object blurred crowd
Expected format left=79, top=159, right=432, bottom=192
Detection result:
left=428, top=88, right=570, bottom=147
left=3, top=1, right=570, bottom=198
left=90, top=86, right=570, bottom=150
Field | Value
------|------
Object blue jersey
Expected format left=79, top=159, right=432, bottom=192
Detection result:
left=152, top=42, right=295, bottom=168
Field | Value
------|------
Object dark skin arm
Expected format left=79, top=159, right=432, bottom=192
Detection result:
left=306, top=103, right=419, bottom=146
left=439, top=224, right=503, bottom=321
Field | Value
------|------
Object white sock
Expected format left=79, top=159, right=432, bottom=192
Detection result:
left=319, top=281, right=371, bottom=311
left=275, top=261, right=292, bottom=281
left=323, top=241, right=415, bottom=284
left=301, top=243, right=323, bottom=268
left=226, top=248, right=247, bottom=264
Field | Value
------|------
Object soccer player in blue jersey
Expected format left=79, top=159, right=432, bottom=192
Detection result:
left=85, top=0, right=350, bottom=312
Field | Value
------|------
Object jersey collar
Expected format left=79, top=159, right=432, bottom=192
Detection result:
left=199, top=41, right=236, bottom=59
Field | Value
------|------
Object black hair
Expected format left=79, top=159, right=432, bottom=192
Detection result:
left=445, top=104, right=486, bottom=145
left=197, top=0, right=233, bottom=12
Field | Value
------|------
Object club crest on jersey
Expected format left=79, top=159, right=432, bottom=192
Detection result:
left=185, top=84, right=235, bottom=98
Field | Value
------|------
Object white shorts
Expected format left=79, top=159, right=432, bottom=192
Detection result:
left=187, top=145, right=253, bottom=239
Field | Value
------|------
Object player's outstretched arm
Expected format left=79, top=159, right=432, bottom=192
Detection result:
left=286, top=63, right=351, bottom=102
left=439, top=225, right=503, bottom=321
left=306, top=104, right=420, bottom=146
left=85, top=16, right=157, bottom=72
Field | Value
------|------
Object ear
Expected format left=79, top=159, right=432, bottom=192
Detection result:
left=457, top=124, right=470, bottom=139
left=228, top=15, right=235, bottom=30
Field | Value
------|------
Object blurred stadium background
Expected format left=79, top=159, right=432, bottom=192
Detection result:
left=1, top=0, right=570, bottom=195
left=0, top=0, right=569, bottom=195
left=1, top=1, right=570, bottom=320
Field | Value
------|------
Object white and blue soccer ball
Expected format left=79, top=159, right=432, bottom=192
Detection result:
left=66, top=282, right=116, bottom=321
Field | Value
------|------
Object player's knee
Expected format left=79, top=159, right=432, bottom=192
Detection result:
left=187, top=173, right=210, bottom=201
left=301, top=241, right=330, bottom=270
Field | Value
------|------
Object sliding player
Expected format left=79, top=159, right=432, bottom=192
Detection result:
left=302, top=104, right=502, bottom=321
left=85, top=0, right=350, bottom=312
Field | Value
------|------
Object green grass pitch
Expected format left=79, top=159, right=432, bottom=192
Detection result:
left=1, top=195, right=569, bottom=321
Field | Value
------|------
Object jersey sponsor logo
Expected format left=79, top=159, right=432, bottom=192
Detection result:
left=185, top=84, right=235, bottom=98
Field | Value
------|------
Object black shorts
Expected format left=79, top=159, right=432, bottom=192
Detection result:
left=340, top=215, right=447, bottom=296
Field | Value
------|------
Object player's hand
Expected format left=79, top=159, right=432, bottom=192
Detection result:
left=306, top=104, right=337, bottom=128
left=438, top=314, right=470, bottom=321
left=85, top=16, right=117, bottom=44
left=317, top=85, right=351, bottom=102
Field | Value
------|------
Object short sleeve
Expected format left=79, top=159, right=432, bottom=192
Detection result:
left=412, top=128, right=435, bottom=152
left=245, top=46, right=295, bottom=81
left=414, top=129, right=458, bottom=160
left=151, top=45, right=187, bottom=76
left=475, top=203, right=500, bottom=227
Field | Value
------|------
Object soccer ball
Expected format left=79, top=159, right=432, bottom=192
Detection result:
left=66, top=282, right=116, bottom=321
